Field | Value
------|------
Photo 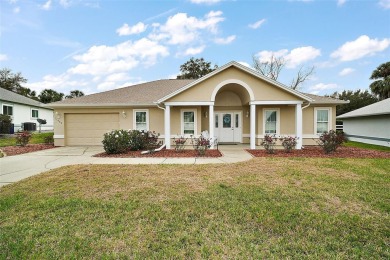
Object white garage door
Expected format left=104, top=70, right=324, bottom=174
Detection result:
left=65, top=113, right=120, bottom=146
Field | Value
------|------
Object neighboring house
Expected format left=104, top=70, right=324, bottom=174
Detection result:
left=0, top=88, right=54, bottom=132
left=337, top=98, right=390, bottom=147
left=48, top=61, right=347, bottom=148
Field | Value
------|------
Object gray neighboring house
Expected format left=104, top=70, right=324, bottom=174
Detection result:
left=0, top=88, right=54, bottom=132
left=337, top=98, right=390, bottom=147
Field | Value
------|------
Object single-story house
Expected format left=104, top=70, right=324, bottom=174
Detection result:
left=48, top=61, right=347, bottom=149
left=337, top=98, right=390, bottom=147
left=0, top=88, right=54, bottom=132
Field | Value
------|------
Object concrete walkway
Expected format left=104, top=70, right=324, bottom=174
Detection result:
left=0, top=145, right=253, bottom=187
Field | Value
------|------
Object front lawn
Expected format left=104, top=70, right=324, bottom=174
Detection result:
left=1, top=158, right=389, bottom=258
left=0, top=132, right=53, bottom=147
left=344, top=140, right=390, bottom=152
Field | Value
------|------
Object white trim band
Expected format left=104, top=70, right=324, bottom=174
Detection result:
left=250, top=100, right=303, bottom=105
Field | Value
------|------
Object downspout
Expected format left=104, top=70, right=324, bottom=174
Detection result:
left=302, top=102, right=311, bottom=110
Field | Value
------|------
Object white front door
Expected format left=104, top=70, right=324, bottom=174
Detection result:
left=215, top=112, right=242, bottom=143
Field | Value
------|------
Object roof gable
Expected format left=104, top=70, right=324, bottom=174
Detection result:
left=157, top=61, right=313, bottom=103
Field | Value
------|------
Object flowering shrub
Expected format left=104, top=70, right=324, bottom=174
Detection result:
left=317, top=130, right=345, bottom=154
left=191, top=134, right=211, bottom=156
left=16, top=131, right=32, bottom=147
left=173, top=136, right=187, bottom=152
left=102, top=129, right=131, bottom=154
left=141, top=131, right=161, bottom=153
left=279, top=136, right=298, bottom=153
left=261, top=134, right=277, bottom=154
left=128, top=130, right=146, bottom=151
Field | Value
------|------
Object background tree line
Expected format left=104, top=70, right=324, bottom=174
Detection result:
left=0, top=68, right=84, bottom=104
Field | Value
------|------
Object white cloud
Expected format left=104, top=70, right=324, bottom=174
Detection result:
left=25, top=73, right=88, bottom=93
left=190, top=0, right=221, bottom=4
left=116, top=22, right=147, bottom=36
left=0, top=54, right=8, bottom=61
left=59, top=0, right=70, bottom=8
left=337, top=0, right=346, bottom=6
left=256, top=46, right=321, bottom=68
left=214, top=35, right=236, bottom=44
left=183, top=45, right=206, bottom=56
left=105, top=73, right=131, bottom=82
left=13, top=7, right=20, bottom=13
left=379, top=0, right=390, bottom=9
left=41, top=0, right=51, bottom=10
left=310, top=83, right=338, bottom=91
left=149, top=11, right=225, bottom=45
left=248, top=19, right=266, bottom=29
left=339, top=68, right=355, bottom=76
left=68, top=38, right=169, bottom=76
left=331, top=35, right=390, bottom=61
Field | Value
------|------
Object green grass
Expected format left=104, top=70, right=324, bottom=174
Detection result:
left=344, top=140, right=390, bottom=152
left=0, top=132, right=53, bottom=147
left=1, top=158, right=389, bottom=258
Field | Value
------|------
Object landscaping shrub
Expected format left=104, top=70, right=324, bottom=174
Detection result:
left=317, top=130, right=345, bottom=154
left=44, top=134, right=54, bottom=144
left=261, top=134, right=277, bottom=154
left=128, top=130, right=145, bottom=151
left=191, top=134, right=211, bottom=156
left=280, top=136, right=298, bottom=153
left=15, top=131, right=32, bottom=147
left=102, top=129, right=131, bottom=154
left=142, top=131, right=161, bottom=153
left=173, top=136, right=187, bottom=152
left=0, top=114, right=12, bottom=134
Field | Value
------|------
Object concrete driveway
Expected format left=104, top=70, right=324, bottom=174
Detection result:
left=0, top=145, right=253, bottom=187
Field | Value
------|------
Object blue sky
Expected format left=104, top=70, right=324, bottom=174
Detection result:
left=1, top=0, right=389, bottom=97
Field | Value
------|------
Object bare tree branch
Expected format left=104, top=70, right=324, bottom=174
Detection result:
left=252, top=54, right=285, bottom=80
left=290, top=65, right=315, bottom=90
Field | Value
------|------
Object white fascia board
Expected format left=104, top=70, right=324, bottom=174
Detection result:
left=337, top=112, right=390, bottom=119
left=250, top=100, right=303, bottom=105
left=164, top=101, right=214, bottom=106
left=46, top=103, right=154, bottom=108
left=157, top=61, right=314, bottom=103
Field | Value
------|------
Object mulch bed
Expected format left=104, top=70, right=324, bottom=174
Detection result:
left=0, top=144, right=56, bottom=157
left=247, top=146, right=390, bottom=159
left=94, top=149, right=222, bottom=158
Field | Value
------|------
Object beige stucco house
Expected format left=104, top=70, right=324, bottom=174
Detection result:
left=48, top=61, right=347, bottom=149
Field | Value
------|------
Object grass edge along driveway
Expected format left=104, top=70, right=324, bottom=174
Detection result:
left=1, top=157, right=389, bottom=258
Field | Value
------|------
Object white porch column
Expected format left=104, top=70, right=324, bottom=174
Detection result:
left=164, top=105, right=171, bottom=149
left=295, top=103, right=303, bottom=149
left=250, top=104, right=256, bottom=149
left=209, top=105, right=214, bottom=149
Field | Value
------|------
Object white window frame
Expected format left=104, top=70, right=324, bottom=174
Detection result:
left=314, top=107, right=332, bottom=135
left=263, top=108, right=280, bottom=135
left=31, top=108, right=39, bottom=119
left=2, top=104, right=13, bottom=116
left=181, top=109, right=197, bottom=136
left=133, top=109, right=149, bottom=131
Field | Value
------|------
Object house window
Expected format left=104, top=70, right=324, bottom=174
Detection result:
left=182, top=110, right=196, bottom=135
left=31, top=109, right=39, bottom=118
left=264, top=109, right=279, bottom=134
left=2, top=105, right=13, bottom=116
left=133, top=110, right=149, bottom=131
left=215, top=114, right=218, bottom=128
left=315, top=108, right=331, bottom=134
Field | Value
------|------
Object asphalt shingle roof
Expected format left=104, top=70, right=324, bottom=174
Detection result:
left=337, top=98, right=390, bottom=119
left=48, top=79, right=345, bottom=107
left=0, top=88, right=46, bottom=107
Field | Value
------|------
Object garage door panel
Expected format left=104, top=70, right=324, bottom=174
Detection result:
left=65, top=113, right=119, bottom=146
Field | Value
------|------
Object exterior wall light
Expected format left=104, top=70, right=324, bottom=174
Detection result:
left=122, top=110, right=127, bottom=118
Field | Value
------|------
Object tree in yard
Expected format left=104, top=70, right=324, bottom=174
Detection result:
left=327, top=89, right=378, bottom=116
left=0, top=68, right=38, bottom=100
left=252, top=54, right=315, bottom=90
left=369, top=61, right=390, bottom=100
left=66, top=90, right=85, bottom=99
left=38, top=89, right=65, bottom=104
left=177, top=57, right=218, bottom=79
